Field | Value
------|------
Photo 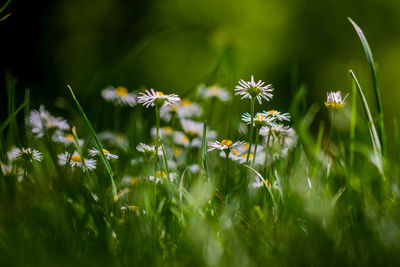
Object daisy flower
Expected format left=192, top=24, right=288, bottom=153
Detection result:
left=52, top=131, right=84, bottom=146
left=208, top=140, right=244, bottom=152
left=234, top=150, right=266, bottom=165
left=28, top=108, right=70, bottom=138
left=235, top=75, right=274, bottom=104
left=98, top=131, right=129, bottom=150
left=137, top=89, right=181, bottom=108
left=263, top=110, right=291, bottom=122
left=7, top=147, right=43, bottom=163
left=173, top=131, right=201, bottom=148
left=197, top=84, right=231, bottom=102
left=180, top=119, right=204, bottom=140
left=101, top=86, right=137, bottom=107
left=89, top=148, right=118, bottom=160
left=325, top=91, right=349, bottom=110
left=160, top=99, right=202, bottom=121
left=1, top=162, right=12, bottom=176
left=241, top=112, right=277, bottom=128
left=136, top=143, right=162, bottom=156
left=260, top=124, right=291, bottom=138
left=151, top=126, right=174, bottom=138
left=58, top=152, right=96, bottom=172
left=148, top=171, right=177, bottom=184
left=251, top=178, right=272, bottom=188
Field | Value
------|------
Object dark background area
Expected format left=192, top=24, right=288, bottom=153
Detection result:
left=1, top=0, right=400, bottom=139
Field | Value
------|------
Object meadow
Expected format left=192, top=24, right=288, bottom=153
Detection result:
left=1, top=2, right=400, bottom=265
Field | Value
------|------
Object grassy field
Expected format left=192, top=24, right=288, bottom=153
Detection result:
left=1, top=15, right=400, bottom=266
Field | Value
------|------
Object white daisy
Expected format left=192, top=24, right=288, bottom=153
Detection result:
left=98, top=131, right=129, bottom=151
left=52, top=131, right=84, bottom=146
left=260, top=124, right=291, bottom=138
left=160, top=98, right=202, bottom=121
left=325, top=91, right=349, bottom=110
left=137, top=89, right=181, bottom=108
left=208, top=140, right=245, bottom=152
left=150, top=126, right=174, bottom=139
left=197, top=84, right=231, bottom=102
left=251, top=178, right=272, bottom=188
left=28, top=108, right=70, bottom=138
left=101, top=86, right=137, bottom=107
left=89, top=148, right=118, bottom=160
left=136, top=143, right=162, bottom=156
left=235, top=75, right=274, bottom=104
left=234, top=150, right=265, bottom=165
left=263, top=110, right=291, bottom=122
left=173, top=131, right=201, bottom=148
left=7, top=147, right=43, bottom=163
left=241, top=112, right=277, bottom=128
left=1, top=162, right=12, bottom=176
left=180, top=119, right=204, bottom=139
left=148, top=171, right=177, bottom=184
left=58, top=152, right=96, bottom=172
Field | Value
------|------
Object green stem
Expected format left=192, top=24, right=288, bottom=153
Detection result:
left=246, top=98, right=255, bottom=164
left=264, top=127, right=272, bottom=179
left=252, top=128, right=260, bottom=165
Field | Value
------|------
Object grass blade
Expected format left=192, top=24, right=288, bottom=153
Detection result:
left=349, top=70, right=384, bottom=177
left=349, top=79, right=357, bottom=171
left=0, top=98, right=27, bottom=136
left=67, top=85, right=117, bottom=196
left=348, top=17, right=386, bottom=155
left=201, top=120, right=208, bottom=172
left=0, top=0, right=12, bottom=21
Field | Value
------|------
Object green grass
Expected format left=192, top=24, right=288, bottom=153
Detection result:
left=1, top=20, right=400, bottom=267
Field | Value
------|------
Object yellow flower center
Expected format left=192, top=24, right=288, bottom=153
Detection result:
left=115, top=86, right=128, bottom=96
left=221, top=139, right=233, bottom=146
left=71, top=155, right=82, bottom=162
left=181, top=135, right=189, bottom=143
left=102, top=148, right=110, bottom=154
left=130, top=177, right=139, bottom=184
left=256, top=114, right=265, bottom=120
left=232, top=149, right=239, bottom=155
left=173, top=147, right=183, bottom=156
left=181, top=99, right=191, bottom=106
left=241, top=153, right=254, bottom=159
left=128, top=205, right=139, bottom=211
left=162, top=126, right=173, bottom=134
left=65, top=134, right=74, bottom=141
left=209, top=86, right=219, bottom=96
left=155, top=91, right=164, bottom=97
left=267, top=110, right=276, bottom=114
left=156, top=170, right=166, bottom=177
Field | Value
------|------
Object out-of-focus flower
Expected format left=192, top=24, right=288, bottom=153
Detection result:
left=58, top=152, right=96, bottom=172
left=136, top=143, right=162, bottom=156
left=89, top=148, right=118, bottom=160
left=324, top=91, right=348, bottom=110
left=148, top=171, right=177, bottom=184
left=98, top=132, right=129, bottom=151
left=208, top=140, right=244, bottom=152
left=263, top=110, right=291, bottom=122
left=137, top=89, right=180, bottom=108
left=8, top=147, right=43, bottom=163
left=52, top=131, right=84, bottom=146
left=197, top=84, right=231, bottom=102
left=151, top=126, right=174, bottom=139
left=101, top=86, right=137, bottom=107
left=28, top=108, right=70, bottom=138
left=235, top=75, right=274, bottom=104
left=160, top=98, right=203, bottom=121
left=241, top=112, right=277, bottom=128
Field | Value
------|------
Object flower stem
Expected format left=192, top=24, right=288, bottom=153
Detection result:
left=252, top=128, right=260, bottom=165
left=246, top=98, right=255, bottom=164
left=264, top=126, right=272, bottom=179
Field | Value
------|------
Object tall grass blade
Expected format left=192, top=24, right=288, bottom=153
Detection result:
left=0, top=99, right=27, bottom=136
left=0, top=0, right=11, bottom=21
left=348, top=17, right=386, bottom=155
left=350, top=79, right=357, bottom=171
left=349, top=70, right=383, bottom=176
left=67, top=85, right=117, bottom=196
left=201, top=121, right=208, bottom=172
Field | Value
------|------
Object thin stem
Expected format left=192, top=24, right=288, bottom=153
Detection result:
left=155, top=106, right=161, bottom=147
left=246, top=98, right=255, bottom=164
left=224, top=151, right=229, bottom=193
left=264, top=126, right=272, bottom=179
left=252, top=128, right=260, bottom=165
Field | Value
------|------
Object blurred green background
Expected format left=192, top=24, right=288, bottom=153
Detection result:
left=1, top=0, right=400, bottom=133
